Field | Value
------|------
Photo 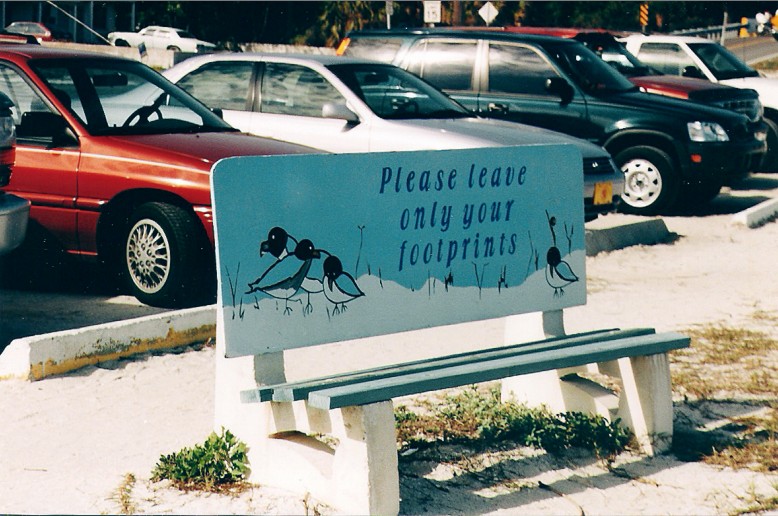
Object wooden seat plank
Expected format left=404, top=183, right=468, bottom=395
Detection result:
left=306, top=331, right=690, bottom=410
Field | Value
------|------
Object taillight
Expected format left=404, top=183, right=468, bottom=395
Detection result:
left=336, top=37, right=350, bottom=56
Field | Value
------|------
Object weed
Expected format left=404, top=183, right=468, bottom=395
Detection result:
left=395, top=385, right=633, bottom=462
left=112, top=473, right=136, bottom=515
left=151, top=427, right=249, bottom=492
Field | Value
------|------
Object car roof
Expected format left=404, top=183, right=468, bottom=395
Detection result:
left=178, top=51, right=385, bottom=67
left=623, top=34, right=711, bottom=43
left=0, top=44, right=134, bottom=60
left=347, top=28, right=580, bottom=46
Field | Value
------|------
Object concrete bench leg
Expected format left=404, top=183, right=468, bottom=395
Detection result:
left=214, top=321, right=400, bottom=514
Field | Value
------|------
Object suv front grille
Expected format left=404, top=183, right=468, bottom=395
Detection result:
left=583, top=157, right=617, bottom=177
left=718, top=99, right=761, bottom=122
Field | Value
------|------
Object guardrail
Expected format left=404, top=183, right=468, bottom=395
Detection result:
left=671, top=22, right=747, bottom=42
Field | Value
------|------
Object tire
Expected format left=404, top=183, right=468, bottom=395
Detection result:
left=122, top=202, right=213, bottom=308
left=114, top=39, right=130, bottom=47
left=615, top=146, right=680, bottom=215
left=758, top=117, right=778, bottom=172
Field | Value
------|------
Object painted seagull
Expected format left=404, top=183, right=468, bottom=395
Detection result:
left=322, top=254, right=364, bottom=314
left=246, top=238, right=321, bottom=314
left=545, top=213, right=578, bottom=296
left=259, top=226, right=295, bottom=261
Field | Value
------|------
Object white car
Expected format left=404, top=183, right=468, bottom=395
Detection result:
left=622, top=34, right=778, bottom=170
left=163, top=53, right=624, bottom=221
left=108, top=25, right=215, bottom=53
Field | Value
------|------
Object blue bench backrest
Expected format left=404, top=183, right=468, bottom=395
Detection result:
left=211, top=145, right=585, bottom=357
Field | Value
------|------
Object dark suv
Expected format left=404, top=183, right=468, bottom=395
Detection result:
left=339, top=29, right=767, bottom=215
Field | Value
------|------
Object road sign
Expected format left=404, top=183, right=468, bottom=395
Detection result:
left=424, top=1, right=441, bottom=24
left=479, top=2, right=498, bottom=26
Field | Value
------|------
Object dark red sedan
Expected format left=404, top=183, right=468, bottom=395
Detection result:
left=0, top=44, right=314, bottom=307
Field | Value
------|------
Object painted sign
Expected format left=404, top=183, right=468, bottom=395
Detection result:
left=211, top=145, right=586, bottom=357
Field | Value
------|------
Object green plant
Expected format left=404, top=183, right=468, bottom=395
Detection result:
left=395, top=386, right=633, bottom=462
left=151, top=428, right=249, bottom=491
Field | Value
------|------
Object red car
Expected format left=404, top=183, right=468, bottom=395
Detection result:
left=4, top=22, right=53, bottom=42
left=0, top=44, right=314, bottom=307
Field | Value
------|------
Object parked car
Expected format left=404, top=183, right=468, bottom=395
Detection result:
left=0, top=43, right=313, bottom=307
left=0, top=90, right=28, bottom=255
left=4, top=21, right=52, bottom=42
left=107, top=25, right=215, bottom=53
left=163, top=53, right=624, bottom=222
left=339, top=29, right=767, bottom=215
left=622, top=34, right=778, bottom=171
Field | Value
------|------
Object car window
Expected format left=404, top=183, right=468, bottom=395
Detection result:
left=487, top=43, right=558, bottom=95
left=176, top=61, right=253, bottom=111
left=260, top=62, right=342, bottom=117
left=341, top=37, right=403, bottom=63
left=687, top=42, right=760, bottom=80
left=406, top=39, right=476, bottom=92
left=633, top=42, right=696, bottom=76
left=0, top=63, right=60, bottom=145
left=328, top=62, right=469, bottom=119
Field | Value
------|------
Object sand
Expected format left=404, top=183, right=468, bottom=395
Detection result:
left=1, top=174, right=777, bottom=515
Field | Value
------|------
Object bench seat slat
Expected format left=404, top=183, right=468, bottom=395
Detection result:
left=306, top=331, right=690, bottom=410
left=240, top=328, right=654, bottom=403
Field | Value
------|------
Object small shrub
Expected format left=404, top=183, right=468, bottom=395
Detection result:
left=151, top=428, right=249, bottom=491
left=396, top=386, right=633, bottom=461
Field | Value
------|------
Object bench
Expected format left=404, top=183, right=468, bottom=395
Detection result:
left=210, top=146, right=689, bottom=515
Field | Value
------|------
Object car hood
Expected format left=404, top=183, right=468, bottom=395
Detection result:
left=630, top=75, right=757, bottom=99
left=720, top=76, right=778, bottom=109
left=392, top=117, right=610, bottom=159
left=101, top=131, right=317, bottom=171
left=599, top=90, right=747, bottom=124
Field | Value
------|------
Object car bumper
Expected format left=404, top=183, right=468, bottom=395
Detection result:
left=583, top=157, right=625, bottom=221
left=685, top=138, right=766, bottom=184
left=0, top=192, right=30, bottom=254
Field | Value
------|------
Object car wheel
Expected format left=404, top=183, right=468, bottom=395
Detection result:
left=615, top=146, right=680, bottom=215
left=122, top=202, right=212, bottom=308
left=114, top=39, right=130, bottom=47
left=758, top=117, right=778, bottom=172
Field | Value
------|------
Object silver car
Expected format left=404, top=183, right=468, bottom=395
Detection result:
left=0, top=91, right=27, bottom=255
left=163, top=53, right=624, bottom=220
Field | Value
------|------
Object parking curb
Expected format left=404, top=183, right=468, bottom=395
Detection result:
left=585, top=218, right=673, bottom=256
left=730, top=197, right=778, bottom=228
left=0, top=305, right=216, bottom=381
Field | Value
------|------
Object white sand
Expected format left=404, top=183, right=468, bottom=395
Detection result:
left=1, top=176, right=777, bottom=515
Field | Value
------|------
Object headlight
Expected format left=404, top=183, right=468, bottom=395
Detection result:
left=687, top=121, right=729, bottom=142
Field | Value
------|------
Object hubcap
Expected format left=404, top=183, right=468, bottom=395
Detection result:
left=126, top=218, right=171, bottom=294
left=620, top=158, right=662, bottom=208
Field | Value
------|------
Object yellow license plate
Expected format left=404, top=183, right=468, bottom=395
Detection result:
left=593, top=181, right=613, bottom=205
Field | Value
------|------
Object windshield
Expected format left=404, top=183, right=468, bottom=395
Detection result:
left=546, top=41, right=638, bottom=94
left=327, top=63, right=470, bottom=120
left=30, top=57, right=234, bottom=136
left=687, top=42, right=760, bottom=80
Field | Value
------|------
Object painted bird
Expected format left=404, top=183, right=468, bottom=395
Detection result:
left=545, top=213, right=578, bottom=296
left=259, top=226, right=294, bottom=261
left=322, top=255, right=364, bottom=314
left=247, top=238, right=321, bottom=314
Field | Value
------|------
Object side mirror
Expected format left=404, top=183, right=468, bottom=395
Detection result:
left=18, top=111, right=76, bottom=147
left=322, top=102, right=359, bottom=124
left=211, top=107, right=224, bottom=119
left=682, top=66, right=705, bottom=79
left=545, top=77, right=574, bottom=105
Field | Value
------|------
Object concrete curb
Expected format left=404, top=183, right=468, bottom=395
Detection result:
left=0, top=305, right=216, bottom=381
left=585, top=218, right=674, bottom=256
left=730, top=197, right=778, bottom=228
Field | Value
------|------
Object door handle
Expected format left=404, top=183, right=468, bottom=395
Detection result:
left=487, top=102, right=508, bottom=114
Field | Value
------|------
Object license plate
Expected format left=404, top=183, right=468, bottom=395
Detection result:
left=593, top=181, right=613, bottom=205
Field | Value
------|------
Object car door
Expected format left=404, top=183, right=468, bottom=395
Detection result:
left=476, top=41, right=592, bottom=140
left=254, top=61, right=370, bottom=152
left=173, top=60, right=257, bottom=131
left=0, top=63, right=80, bottom=251
left=403, top=38, right=480, bottom=112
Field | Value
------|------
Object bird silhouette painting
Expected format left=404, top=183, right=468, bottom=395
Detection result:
left=247, top=237, right=321, bottom=314
left=322, top=254, right=364, bottom=314
left=259, top=226, right=295, bottom=261
left=544, top=212, right=579, bottom=296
